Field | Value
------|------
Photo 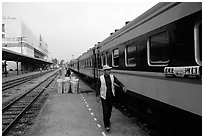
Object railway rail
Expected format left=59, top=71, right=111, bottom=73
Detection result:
left=2, top=71, right=58, bottom=136
left=2, top=70, right=54, bottom=91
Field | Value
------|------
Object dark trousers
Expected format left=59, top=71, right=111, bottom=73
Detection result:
left=101, top=96, right=114, bottom=128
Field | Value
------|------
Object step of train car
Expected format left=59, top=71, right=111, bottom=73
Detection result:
left=26, top=73, right=148, bottom=136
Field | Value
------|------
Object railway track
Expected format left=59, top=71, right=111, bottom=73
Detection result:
left=2, top=70, right=54, bottom=91
left=2, top=71, right=58, bottom=136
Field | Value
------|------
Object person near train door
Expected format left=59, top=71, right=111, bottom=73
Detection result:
left=96, top=65, right=127, bottom=132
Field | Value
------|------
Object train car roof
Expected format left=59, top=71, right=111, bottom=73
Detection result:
left=94, top=2, right=174, bottom=49
left=94, top=2, right=201, bottom=50
left=78, top=47, right=94, bottom=60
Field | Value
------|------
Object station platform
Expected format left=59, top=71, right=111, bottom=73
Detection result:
left=27, top=74, right=148, bottom=136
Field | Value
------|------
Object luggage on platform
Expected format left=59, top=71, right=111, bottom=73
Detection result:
left=57, top=76, right=79, bottom=94
left=70, top=77, right=79, bottom=93
left=57, top=79, right=63, bottom=93
left=63, top=77, right=71, bottom=93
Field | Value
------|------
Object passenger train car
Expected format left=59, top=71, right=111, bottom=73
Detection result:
left=70, top=2, right=202, bottom=135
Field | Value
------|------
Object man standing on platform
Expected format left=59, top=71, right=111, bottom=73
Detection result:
left=96, top=65, right=127, bottom=132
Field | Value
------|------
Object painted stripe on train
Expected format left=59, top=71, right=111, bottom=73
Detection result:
left=111, top=70, right=201, bottom=116
left=111, top=70, right=201, bottom=85
left=76, top=68, right=201, bottom=85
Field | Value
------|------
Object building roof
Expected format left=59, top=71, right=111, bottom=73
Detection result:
left=2, top=48, right=52, bottom=65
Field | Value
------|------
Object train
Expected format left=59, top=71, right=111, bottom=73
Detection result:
left=69, top=2, right=202, bottom=135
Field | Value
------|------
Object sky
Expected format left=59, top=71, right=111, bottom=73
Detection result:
left=2, top=0, right=159, bottom=62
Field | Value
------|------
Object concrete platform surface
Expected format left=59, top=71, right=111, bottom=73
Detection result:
left=27, top=74, right=148, bottom=136
left=27, top=94, right=104, bottom=136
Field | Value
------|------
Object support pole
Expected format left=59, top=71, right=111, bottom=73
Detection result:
left=4, top=61, right=7, bottom=77
left=16, top=61, right=19, bottom=75
left=21, top=62, right=23, bottom=74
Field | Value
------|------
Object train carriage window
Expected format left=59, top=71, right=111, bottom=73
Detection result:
left=194, top=21, right=202, bottom=66
left=112, top=49, right=119, bottom=67
left=125, top=44, right=137, bottom=67
left=101, top=54, right=104, bottom=66
left=103, top=53, right=106, bottom=65
left=97, top=55, right=102, bottom=68
left=105, top=52, right=108, bottom=65
left=90, top=58, right=92, bottom=67
left=147, top=32, right=169, bottom=66
left=2, top=24, right=5, bottom=32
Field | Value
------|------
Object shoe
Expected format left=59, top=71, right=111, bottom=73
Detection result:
left=105, top=127, right=110, bottom=132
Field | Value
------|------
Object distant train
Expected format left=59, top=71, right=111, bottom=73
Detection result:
left=69, top=2, right=202, bottom=135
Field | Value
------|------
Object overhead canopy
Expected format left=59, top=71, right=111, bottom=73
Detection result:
left=2, top=48, right=52, bottom=65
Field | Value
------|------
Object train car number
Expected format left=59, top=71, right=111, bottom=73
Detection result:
left=164, top=66, right=201, bottom=78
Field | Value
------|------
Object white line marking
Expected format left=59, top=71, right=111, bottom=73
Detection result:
left=102, top=132, right=106, bottom=136
left=80, top=94, right=104, bottom=136
left=97, top=124, right=101, bottom=128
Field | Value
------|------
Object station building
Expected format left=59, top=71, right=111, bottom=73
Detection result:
left=2, top=17, right=50, bottom=73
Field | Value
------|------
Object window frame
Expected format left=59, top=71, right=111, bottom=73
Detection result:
left=147, top=31, right=170, bottom=67
left=2, top=34, right=5, bottom=38
left=90, top=58, right=93, bottom=67
left=2, top=24, right=5, bottom=32
left=112, top=48, right=119, bottom=67
left=101, top=54, right=104, bottom=66
left=105, top=52, right=108, bottom=66
left=125, top=44, right=137, bottom=67
left=194, top=21, right=202, bottom=66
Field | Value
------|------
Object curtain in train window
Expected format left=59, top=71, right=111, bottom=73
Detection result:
left=150, top=32, right=169, bottom=64
left=112, top=49, right=119, bottom=67
left=126, top=45, right=136, bottom=66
